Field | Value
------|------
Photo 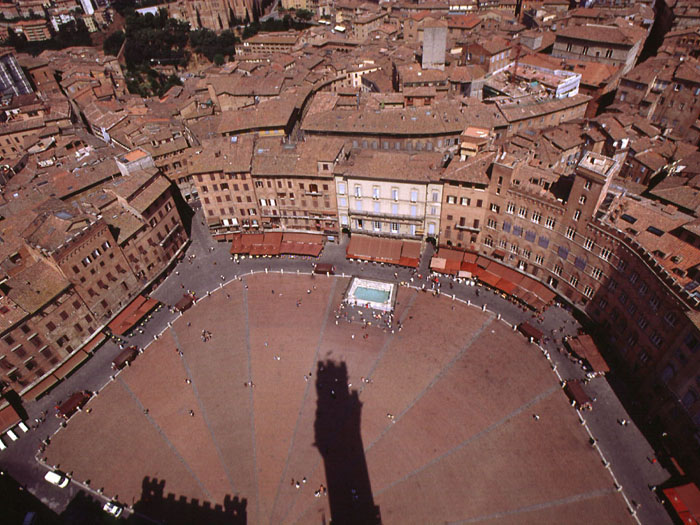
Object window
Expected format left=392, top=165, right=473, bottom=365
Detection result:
left=637, top=316, right=649, bottom=330
left=591, top=267, right=602, bottom=280
left=583, top=285, right=594, bottom=298
left=476, top=200, right=483, bottom=207
left=573, top=210, right=580, bottom=222
left=522, top=249, right=531, bottom=259
left=447, top=195, right=456, bottom=204
left=484, top=237, right=494, bottom=248
left=499, top=239, right=508, bottom=249
left=566, top=227, right=576, bottom=240
left=432, top=191, right=439, bottom=202
left=372, top=187, right=380, bottom=199
left=338, top=182, right=346, bottom=195
left=390, top=222, right=399, bottom=233
left=531, top=211, right=541, bottom=224
left=506, top=202, right=515, bottom=214
left=339, top=197, right=347, bottom=207
left=461, top=197, right=470, bottom=206
left=373, top=221, right=381, bottom=231
left=619, top=290, right=628, bottom=305
left=545, top=217, right=556, bottom=230
left=518, top=207, right=527, bottom=218
left=682, top=389, right=698, bottom=409
left=664, top=311, right=677, bottom=327
left=638, top=282, right=648, bottom=296
left=354, top=186, right=362, bottom=198
left=487, top=218, right=497, bottom=229
left=553, top=265, right=563, bottom=277
left=410, top=190, right=418, bottom=202
left=391, top=188, right=398, bottom=201
left=649, top=295, right=660, bottom=311
left=583, top=237, right=594, bottom=250
left=535, top=254, right=544, bottom=265
left=490, top=203, right=500, bottom=213
left=569, top=275, right=578, bottom=287
left=628, top=271, right=639, bottom=284
left=584, top=181, right=592, bottom=191
left=600, top=248, right=611, bottom=261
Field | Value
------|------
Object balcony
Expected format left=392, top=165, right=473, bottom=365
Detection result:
left=349, top=228, right=422, bottom=240
left=455, top=224, right=481, bottom=233
left=348, top=209, right=423, bottom=222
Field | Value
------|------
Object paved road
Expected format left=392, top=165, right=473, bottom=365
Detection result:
left=0, top=208, right=673, bottom=524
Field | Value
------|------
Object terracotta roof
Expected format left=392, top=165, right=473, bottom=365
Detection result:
left=556, top=23, right=645, bottom=46
left=334, top=149, right=444, bottom=183
left=6, top=259, right=70, bottom=314
left=441, top=152, right=495, bottom=184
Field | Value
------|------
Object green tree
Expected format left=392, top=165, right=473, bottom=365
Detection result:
left=103, top=30, right=125, bottom=56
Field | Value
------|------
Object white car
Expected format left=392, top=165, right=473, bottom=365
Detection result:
left=44, top=470, right=70, bottom=488
left=103, top=501, right=123, bottom=518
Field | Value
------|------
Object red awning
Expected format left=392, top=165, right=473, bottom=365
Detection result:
left=0, top=403, right=21, bottom=434
left=108, top=295, right=159, bottom=336
left=402, top=241, right=421, bottom=261
left=81, top=333, right=106, bottom=354
left=460, top=261, right=479, bottom=274
left=479, top=271, right=501, bottom=287
left=462, top=251, right=478, bottom=264
left=22, top=374, right=59, bottom=401
left=346, top=235, right=403, bottom=264
left=475, top=256, right=491, bottom=269
left=567, top=334, right=610, bottom=373
left=437, top=248, right=464, bottom=262
left=496, top=278, right=517, bottom=295
left=663, top=484, right=700, bottom=525
left=518, top=322, right=543, bottom=342
left=52, top=350, right=90, bottom=379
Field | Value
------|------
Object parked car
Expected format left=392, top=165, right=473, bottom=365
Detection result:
left=44, top=470, right=70, bottom=488
left=55, top=391, right=92, bottom=420
left=103, top=501, right=123, bottom=517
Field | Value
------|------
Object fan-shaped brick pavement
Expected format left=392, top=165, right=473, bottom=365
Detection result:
left=43, top=273, right=632, bottom=524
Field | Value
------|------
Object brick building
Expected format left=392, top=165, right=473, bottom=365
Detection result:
left=552, top=23, right=646, bottom=75
left=251, top=137, right=345, bottom=235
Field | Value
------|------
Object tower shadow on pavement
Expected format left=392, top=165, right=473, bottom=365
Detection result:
left=314, top=360, right=381, bottom=525
left=129, top=477, right=246, bottom=524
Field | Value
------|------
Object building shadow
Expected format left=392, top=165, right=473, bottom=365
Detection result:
left=128, top=477, right=246, bottom=525
left=314, top=360, right=381, bottom=525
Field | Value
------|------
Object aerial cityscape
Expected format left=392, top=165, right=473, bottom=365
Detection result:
left=0, top=0, right=699, bottom=523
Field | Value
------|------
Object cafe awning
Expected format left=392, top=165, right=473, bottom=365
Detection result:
left=663, top=484, right=700, bottom=525
left=21, top=373, right=59, bottom=401
left=52, top=350, right=90, bottom=380
left=518, top=322, right=543, bottom=342
left=0, top=403, right=21, bottom=434
left=22, top=374, right=58, bottom=401
left=567, top=334, right=610, bottom=373
left=108, top=295, right=160, bottom=336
